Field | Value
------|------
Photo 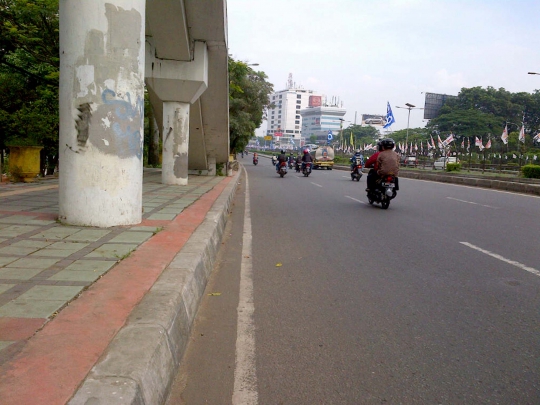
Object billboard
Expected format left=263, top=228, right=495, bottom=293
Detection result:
left=361, top=114, right=385, bottom=126
left=423, top=92, right=457, bottom=120
left=309, top=95, right=322, bottom=107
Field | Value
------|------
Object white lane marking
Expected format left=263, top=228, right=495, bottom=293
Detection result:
left=460, top=242, right=540, bottom=278
left=447, top=197, right=498, bottom=209
left=233, top=168, right=258, bottom=405
left=311, top=182, right=323, bottom=187
left=345, top=195, right=367, bottom=205
left=404, top=177, right=540, bottom=199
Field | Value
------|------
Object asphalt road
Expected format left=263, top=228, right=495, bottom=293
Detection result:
left=167, top=156, right=540, bottom=404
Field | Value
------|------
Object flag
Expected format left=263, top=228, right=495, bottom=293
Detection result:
left=442, top=133, right=454, bottom=147
left=430, top=135, right=435, bottom=150
left=485, top=139, right=492, bottom=149
left=534, top=155, right=537, bottom=160
left=383, top=102, right=395, bottom=129
left=414, top=142, right=418, bottom=152
left=519, top=125, right=525, bottom=143
left=501, top=124, right=508, bottom=144
left=437, top=135, right=444, bottom=149
left=533, top=133, right=540, bottom=142
left=461, top=139, right=465, bottom=149
left=475, top=136, right=484, bottom=150
left=467, top=138, right=470, bottom=151
left=350, top=131, right=354, bottom=148
left=513, top=154, right=517, bottom=158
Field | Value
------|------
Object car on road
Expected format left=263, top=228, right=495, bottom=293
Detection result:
left=433, top=156, right=459, bottom=170
left=401, top=156, right=417, bottom=167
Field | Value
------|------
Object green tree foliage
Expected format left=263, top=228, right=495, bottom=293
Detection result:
left=426, top=86, right=540, bottom=154
left=0, top=0, right=59, bottom=173
left=229, top=57, right=273, bottom=153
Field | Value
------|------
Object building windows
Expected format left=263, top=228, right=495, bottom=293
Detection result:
left=297, top=95, right=302, bottom=99
left=295, top=120, right=300, bottom=124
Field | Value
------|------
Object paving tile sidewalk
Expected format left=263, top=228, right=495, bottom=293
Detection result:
left=0, top=168, right=225, bottom=364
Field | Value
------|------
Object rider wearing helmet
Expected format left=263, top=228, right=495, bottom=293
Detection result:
left=350, top=148, right=364, bottom=173
left=365, top=138, right=399, bottom=192
left=301, top=148, right=313, bottom=170
left=276, top=149, right=287, bottom=172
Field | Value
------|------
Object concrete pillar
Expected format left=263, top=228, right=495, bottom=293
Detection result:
left=58, top=0, right=145, bottom=227
left=162, top=102, right=189, bottom=185
left=207, top=156, right=216, bottom=176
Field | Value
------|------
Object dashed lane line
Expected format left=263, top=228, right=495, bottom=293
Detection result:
left=345, top=195, right=367, bottom=205
left=460, top=242, right=540, bottom=278
left=447, top=197, right=498, bottom=209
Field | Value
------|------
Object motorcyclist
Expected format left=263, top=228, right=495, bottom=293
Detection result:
left=253, top=152, right=258, bottom=163
left=295, top=153, right=303, bottom=171
left=271, top=154, right=278, bottom=165
left=288, top=153, right=295, bottom=168
left=301, top=148, right=313, bottom=171
left=350, top=149, right=364, bottom=173
left=364, top=141, right=383, bottom=192
left=365, top=138, right=399, bottom=192
left=276, top=149, right=287, bottom=172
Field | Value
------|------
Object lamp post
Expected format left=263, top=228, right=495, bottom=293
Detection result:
left=396, top=103, right=423, bottom=154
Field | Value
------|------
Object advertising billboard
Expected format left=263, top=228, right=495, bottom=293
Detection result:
left=309, top=95, right=322, bottom=107
left=361, top=114, right=385, bottom=126
left=423, top=92, right=457, bottom=120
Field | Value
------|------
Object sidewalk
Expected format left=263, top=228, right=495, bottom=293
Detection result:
left=0, top=167, right=240, bottom=404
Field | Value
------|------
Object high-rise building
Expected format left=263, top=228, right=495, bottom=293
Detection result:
left=266, top=74, right=321, bottom=149
left=266, top=74, right=346, bottom=149
left=300, top=102, right=346, bottom=145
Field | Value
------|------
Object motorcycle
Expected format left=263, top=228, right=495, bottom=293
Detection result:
left=278, top=161, right=288, bottom=178
left=288, top=159, right=294, bottom=169
left=302, top=162, right=312, bottom=177
left=271, top=156, right=277, bottom=166
left=351, top=157, right=363, bottom=181
left=367, top=175, right=398, bottom=209
left=295, top=162, right=302, bottom=173
left=253, top=156, right=258, bottom=165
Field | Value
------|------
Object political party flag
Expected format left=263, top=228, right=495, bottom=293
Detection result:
left=485, top=139, right=492, bottom=149
left=501, top=124, right=508, bottom=144
left=513, top=154, right=517, bottom=158
left=383, top=102, right=395, bottom=129
left=533, top=133, right=540, bottom=142
left=461, top=139, right=465, bottom=149
left=475, top=136, right=484, bottom=150
left=437, top=135, right=444, bottom=149
left=519, top=125, right=525, bottom=143
left=442, top=133, right=454, bottom=147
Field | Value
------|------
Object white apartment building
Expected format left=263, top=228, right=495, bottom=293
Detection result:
left=267, top=88, right=320, bottom=148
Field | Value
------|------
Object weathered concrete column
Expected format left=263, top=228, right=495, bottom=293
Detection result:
left=207, top=156, right=216, bottom=176
left=162, top=102, right=189, bottom=185
left=59, top=0, right=145, bottom=227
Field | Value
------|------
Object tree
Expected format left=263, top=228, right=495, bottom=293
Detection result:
left=228, top=58, right=273, bottom=154
left=0, top=0, right=60, bottom=174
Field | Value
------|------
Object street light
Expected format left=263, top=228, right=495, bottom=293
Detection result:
left=395, top=103, right=423, bottom=154
left=528, top=72, right=540, bottom=75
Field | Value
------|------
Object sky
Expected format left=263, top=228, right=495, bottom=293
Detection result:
left=226, top=0, right=540, bottom=135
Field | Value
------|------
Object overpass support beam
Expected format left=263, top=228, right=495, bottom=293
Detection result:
left=58, top=0, right=146, bottom=227
left=162, top=102, right=190, bottom=185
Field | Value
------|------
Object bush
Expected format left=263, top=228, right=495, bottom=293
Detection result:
left=521, top=164, right=540, bottom=179
left=446, top=163, right=461, bottom=172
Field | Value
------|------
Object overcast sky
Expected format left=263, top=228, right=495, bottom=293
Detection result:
left=227, top=0, right=540, bottom=135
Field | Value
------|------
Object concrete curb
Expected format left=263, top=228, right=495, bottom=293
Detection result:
left=69, top=170, right=241, bottom=405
